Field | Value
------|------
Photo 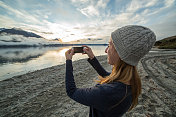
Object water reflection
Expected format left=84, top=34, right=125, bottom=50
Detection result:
left=0, top=46, right=107, bottom=81
left=59, top=48, right=70, bottom=57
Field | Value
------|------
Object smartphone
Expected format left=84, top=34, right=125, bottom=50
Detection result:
left=72, top=47, right=84, bottom=53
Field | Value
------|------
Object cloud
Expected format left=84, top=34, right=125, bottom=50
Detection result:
left=125, top=0, right=167, bottom=13
left=97, top=0, right=110, bottom=8
left=165, top=0, right=175, bottom=8
left=148, top=10, right=176, bottom=40
left=78, top=6, right=100, bottom=17
left=149, top=21, right=176, bottom=40
left=0, top=1, right=42, bottom=25
left=71, top=0, right=89, bottom=3
left=76, top=0, right=176, bottom=41
left=0, top=15, right=19, bottom=28
left=71, top=0, right=110, bottom=17
left=145, top=0, right=159, bottom=7
left=0, top=0, right=175, bottom=42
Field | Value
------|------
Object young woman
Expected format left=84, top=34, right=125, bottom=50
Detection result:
left=65, top=25, right=156, bottom=117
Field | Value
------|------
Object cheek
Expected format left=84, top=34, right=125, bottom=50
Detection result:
left=107, top=48, right=110, bottom=54
left=111, top=49, right=119, bottom=60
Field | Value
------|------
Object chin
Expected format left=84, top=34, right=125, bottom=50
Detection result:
left=109, top=62, right=113, bottom=65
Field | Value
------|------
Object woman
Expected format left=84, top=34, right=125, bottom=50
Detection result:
left=65, top=25, right=156, bottom=117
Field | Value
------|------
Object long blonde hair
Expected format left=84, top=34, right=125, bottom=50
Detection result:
left=97, top=59, right=141, bottom=111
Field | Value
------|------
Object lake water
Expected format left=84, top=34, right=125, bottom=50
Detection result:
left=0, top=46, right=107, bottom=81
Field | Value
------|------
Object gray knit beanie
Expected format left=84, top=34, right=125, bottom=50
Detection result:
left=111, top=25, right=156, bottom=66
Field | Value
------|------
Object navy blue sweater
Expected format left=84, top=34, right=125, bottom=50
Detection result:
left=65, top=57, right=132, bottom=117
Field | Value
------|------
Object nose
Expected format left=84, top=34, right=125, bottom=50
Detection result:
left=105, top=46, right=108, bottom=53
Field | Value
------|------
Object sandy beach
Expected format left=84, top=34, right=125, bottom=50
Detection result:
left=0, top=49, right=176, bottom=117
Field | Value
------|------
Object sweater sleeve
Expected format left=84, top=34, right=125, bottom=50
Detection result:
left=87, top=57, right=110, bottom=77
left=65, top=60, right=108, bottom=110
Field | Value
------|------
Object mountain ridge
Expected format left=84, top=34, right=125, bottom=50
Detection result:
left=0, top=28, right=42, bottom=38
left=154, top=35, right=176, bottom=49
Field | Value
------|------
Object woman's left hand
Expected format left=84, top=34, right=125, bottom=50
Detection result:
left=65, top=49, right=74, bottom=60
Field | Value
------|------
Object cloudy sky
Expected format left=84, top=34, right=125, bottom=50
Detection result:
left=0, top=0, right=176, bottom=42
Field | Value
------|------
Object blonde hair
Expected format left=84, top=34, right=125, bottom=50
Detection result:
left=97, top=59, right=141, bottom=111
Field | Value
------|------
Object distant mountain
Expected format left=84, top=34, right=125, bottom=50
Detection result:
left=65, top=38, right=106, bottom=44
left=154, top=35, right=176, bottom=49
left=0, top=28, right=42, bottom=38
left=0, top=28, right=62, bottom=47
left=0, top=28, right=108, bottom=47
left=0, top=28, right=6, bottom=31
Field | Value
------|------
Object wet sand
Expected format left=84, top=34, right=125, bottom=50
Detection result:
left=0, top=49, right=176, bottom=117
left=125, top=49, right=176, bottom=117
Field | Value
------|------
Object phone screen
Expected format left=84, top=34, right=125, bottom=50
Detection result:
left=73, top=47, right=83, bottom=53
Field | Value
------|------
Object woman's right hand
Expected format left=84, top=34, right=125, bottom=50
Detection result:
left=82, top=45, right=95, bottom=59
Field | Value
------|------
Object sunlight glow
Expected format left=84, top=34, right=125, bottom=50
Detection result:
left=59, top=48, right=69, bottom=56
left=41, top=21, right=92, bottom=42
left=43, top=48, right=69, bottom=58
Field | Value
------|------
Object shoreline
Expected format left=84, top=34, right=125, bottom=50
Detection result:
left=0, top=47, right=174, bottom=82
left=0, top=44, right=108, bottom=48
left=0, top=50, right=176, bottom=116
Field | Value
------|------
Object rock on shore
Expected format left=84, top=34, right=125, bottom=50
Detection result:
left=0, top=49, right=176, bottom=117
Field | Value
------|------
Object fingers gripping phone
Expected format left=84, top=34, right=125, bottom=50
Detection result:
left=72, top=47, right=85, bottom=53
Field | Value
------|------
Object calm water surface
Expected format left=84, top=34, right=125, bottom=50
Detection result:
left=0, top=46, right=107, bottom=81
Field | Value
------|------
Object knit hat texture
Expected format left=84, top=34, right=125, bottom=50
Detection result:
left=111, top=25, right=156, bottom=66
